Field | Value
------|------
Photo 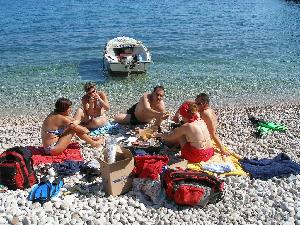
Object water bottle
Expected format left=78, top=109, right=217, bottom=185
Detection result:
left=106, top=136, right=117, bottom=164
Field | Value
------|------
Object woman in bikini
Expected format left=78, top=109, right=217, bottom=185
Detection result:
left=156, top=102, right=214, bottom=163
left=74, top=82, right=110, bottom=129
left=41, top=97, right=105, bottom=155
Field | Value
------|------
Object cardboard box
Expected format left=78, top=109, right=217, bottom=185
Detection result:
left=100, top=146, right=134, bottom=196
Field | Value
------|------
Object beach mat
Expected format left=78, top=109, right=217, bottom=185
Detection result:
left=187, top=142, right=248, bottom=176
left=27, top=142, right=84, bottom=165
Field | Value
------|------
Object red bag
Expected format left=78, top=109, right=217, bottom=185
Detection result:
left=0, top=147, right=37, bottom=190
left=163, top=169, right=224, bottom=207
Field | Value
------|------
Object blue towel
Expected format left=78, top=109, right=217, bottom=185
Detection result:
left=89, top=122, right=120, bottom=136
left=240, top=153, right=300, bottom=179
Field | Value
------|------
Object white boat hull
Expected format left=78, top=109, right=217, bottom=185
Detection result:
left=103, top=36, right=152, bottom=76
left=104, top=60, right=151, bottom=75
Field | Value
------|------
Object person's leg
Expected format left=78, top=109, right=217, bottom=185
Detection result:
left=74, top=108, right=90, bottom=125
left=114, top=113, right=131, bottom=124
left=73, top=108, right=84, bottom=121
left=50, top=129, right=76, bottom=155
left=51, top=129, right=104, bottom=155
left=86, top=115, right=108, bottom=129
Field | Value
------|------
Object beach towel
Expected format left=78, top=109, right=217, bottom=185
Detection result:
left=240, top=153, right=300, bottom=179
left=89, top=122, right=120, bottom=136
left=187, top=142, right=248, bottom=176
left=27, top=142, right=83, bottom=166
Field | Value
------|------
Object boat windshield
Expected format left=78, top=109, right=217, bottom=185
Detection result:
left=114, top=47, right=134, bottom=56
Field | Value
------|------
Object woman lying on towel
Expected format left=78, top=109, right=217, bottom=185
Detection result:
left=156, top=102, right=214, bottom=163
left=41, top=97, right=105, bottom=156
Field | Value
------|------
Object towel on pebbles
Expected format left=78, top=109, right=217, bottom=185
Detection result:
left=240, top=153, right=300, bottom=179
left=27, top=142, right=83, bottom=165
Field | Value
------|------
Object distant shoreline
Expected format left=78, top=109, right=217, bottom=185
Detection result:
left=1, top=97, right=299, bottom=118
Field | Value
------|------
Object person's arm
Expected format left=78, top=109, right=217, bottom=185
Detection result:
left=156, top=126, right=185, bottom=144
left=95, top=91, right=110, bottom=111
left=63, top=117, right=89, bottom=135
left=202, top=112, right=227, bottom=156
left=172, top=109, right=180, bottom=123
left=82, top=96, right=92, bottom=113
left=141, top=94, right=162, bottom=117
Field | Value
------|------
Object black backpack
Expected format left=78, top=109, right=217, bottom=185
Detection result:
left=0, top=146, right=38, bottom=190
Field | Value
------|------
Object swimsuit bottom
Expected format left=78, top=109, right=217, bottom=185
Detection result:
left=44, top=142, right=58, bottom=155
left=181, top=143, right=214, bottom=163
left=81, top=115, right=104, bottom=125
left=127, top=103, right=143, bottom=125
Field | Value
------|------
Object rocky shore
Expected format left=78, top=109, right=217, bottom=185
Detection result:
left=0, top=103, right=299, bottom=225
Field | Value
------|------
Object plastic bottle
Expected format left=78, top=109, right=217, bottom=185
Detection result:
left=106, top=136, right=117, bottom=164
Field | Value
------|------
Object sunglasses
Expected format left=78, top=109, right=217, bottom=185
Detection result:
left=87, top=89, right=96, bottom=95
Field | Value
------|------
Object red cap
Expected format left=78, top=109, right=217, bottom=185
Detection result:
left=179, top=102, right=199, bottom=123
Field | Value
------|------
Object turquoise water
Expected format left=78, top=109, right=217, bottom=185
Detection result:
left=1, top=0, right=300, bottom=115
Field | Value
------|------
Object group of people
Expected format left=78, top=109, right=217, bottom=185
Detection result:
left=42, top=82, right=228, bottom=162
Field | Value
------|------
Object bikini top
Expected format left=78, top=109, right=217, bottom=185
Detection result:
left=186, top=121, right=210, bottom=147
left=47, top=128, right=65, bottom=137
left=186, top=137, right=211, bottom=148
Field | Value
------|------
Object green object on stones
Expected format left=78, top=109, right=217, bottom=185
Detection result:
left=257, top=121, right=288, bottom=132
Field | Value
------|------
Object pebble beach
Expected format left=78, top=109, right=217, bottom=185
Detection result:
left=0, top=102, right=299, bottom=225
left=1, top=0, right=300, bottom=224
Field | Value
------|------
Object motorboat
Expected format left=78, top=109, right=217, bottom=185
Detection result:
left=103, top=36, right=151, bottom=76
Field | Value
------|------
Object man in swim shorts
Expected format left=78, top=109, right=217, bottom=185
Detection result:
left=74, top=82, right=110, bottom=129
left=114, top=86, right=169, bottom=126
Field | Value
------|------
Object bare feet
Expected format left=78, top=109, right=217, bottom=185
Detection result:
left=91, top=137, right=105, bottom=148
left=92, top=136, right=103, bottom=141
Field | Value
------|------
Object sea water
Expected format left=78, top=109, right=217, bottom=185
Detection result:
left=0, top=0, right=300, bottom=116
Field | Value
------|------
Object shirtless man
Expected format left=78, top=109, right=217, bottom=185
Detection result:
left=41, top=97, right=104, bottom=156
left=114, top=86, right=168, bottom=126
left=173, top=93, right=227, bottom=157
left=74, top=82, right=110, bottom=129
